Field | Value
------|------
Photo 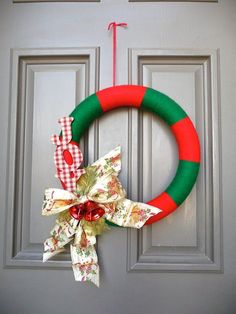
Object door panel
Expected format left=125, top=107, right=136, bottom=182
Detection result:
left=5, top=48, right=99, bottom=268
left=0, top=1, right=235, bottom=314
left=128, top=49, right=221, bottom=272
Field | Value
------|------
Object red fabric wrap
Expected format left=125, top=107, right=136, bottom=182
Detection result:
left=96, top=85, right=146, bottom=112
left=171, top=117, right=200, bottom=162
left=146, top=192, right=178, bottom=224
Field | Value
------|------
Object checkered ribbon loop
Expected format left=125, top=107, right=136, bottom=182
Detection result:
left=51, top=117, right=85, bottom=192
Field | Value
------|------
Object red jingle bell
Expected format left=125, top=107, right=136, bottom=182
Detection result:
left=69, top=201, right=105, bottom=221
left=84, top=201, right=105, bottom=222
left=69, top=204, right=86, bottom=220
left=84, top=207, right=105, bottom=222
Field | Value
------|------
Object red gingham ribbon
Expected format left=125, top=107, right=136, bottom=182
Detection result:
left=51, top=117, right=85, bottom=192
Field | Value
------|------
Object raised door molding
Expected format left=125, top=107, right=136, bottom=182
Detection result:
left=127, top=48, right=222, bottom=272
left=14, top=0, right=100, bottom=3
left=5, top=47, right=99, bottom=268
left=129, top=0, right=217, bottom=2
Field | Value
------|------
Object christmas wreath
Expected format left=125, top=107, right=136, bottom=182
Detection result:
left=42, top=85, right=200, bottom=286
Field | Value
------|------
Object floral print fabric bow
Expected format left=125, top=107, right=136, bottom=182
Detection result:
left=42, top=147, right=162, bottom=286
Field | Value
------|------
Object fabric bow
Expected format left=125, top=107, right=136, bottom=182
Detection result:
left=42, top=147, right=162, bottom=286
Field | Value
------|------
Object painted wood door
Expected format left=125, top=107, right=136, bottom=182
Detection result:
left=0, top=0, right=235, bottom=313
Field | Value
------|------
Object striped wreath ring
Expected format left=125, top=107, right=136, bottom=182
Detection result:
left=66, top=85, right=200, bottom=225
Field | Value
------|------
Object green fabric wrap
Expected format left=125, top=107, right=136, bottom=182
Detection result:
left=141, top=88, right=187, bottom=125
left=69, top=94, right=103, bottom=143
left=165, top=160, right=200, bottom=205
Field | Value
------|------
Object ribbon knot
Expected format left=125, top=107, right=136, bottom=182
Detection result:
left=108, top=22, right=128, bottom=30
left=42, top=147, right=161, bottom=286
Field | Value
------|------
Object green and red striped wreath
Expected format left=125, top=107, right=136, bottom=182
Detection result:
left=42, top=85, right=200, bottom=286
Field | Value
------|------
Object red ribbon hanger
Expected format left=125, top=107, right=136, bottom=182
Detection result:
left=108, top=22, right=128, bottom=86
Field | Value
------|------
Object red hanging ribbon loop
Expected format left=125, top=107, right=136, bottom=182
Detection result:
left=108, top=22, right=128, bottom=86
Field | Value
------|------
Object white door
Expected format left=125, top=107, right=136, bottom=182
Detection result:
left=0, top=0, right=235, bottom=313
